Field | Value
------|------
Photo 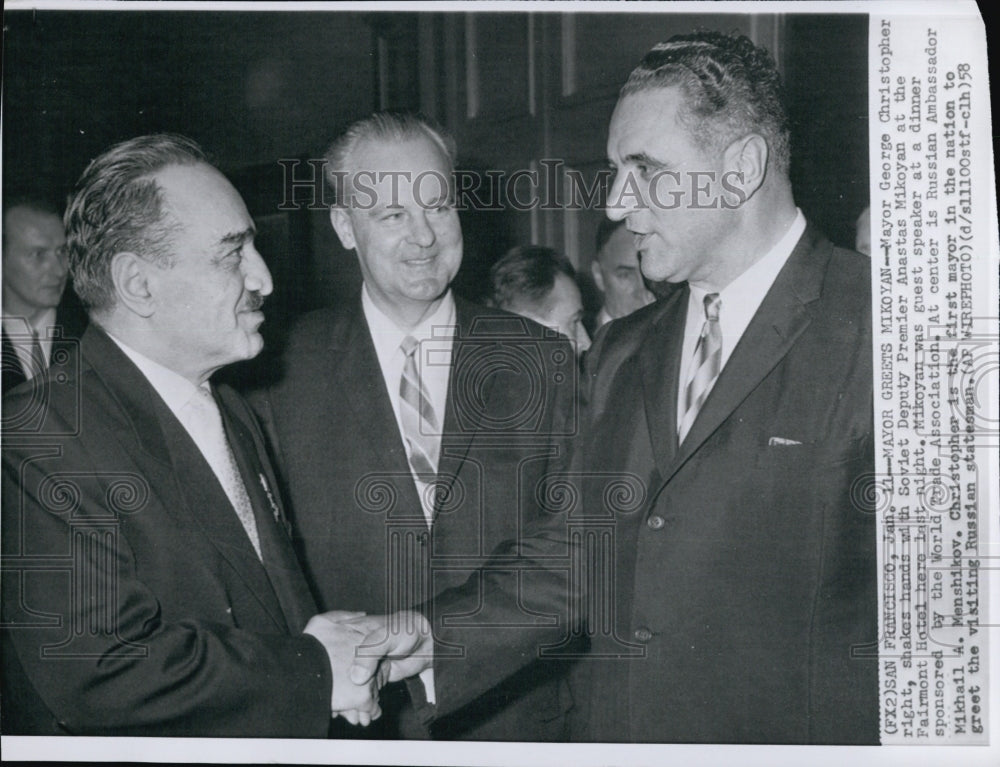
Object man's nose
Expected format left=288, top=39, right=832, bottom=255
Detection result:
left=408, top=210, right=437, bottom=248
left=242, top=245, right=273, bottom=296
left=45, top=246, right=69, bottom=276
left=605, top=170, right=639, bottom=222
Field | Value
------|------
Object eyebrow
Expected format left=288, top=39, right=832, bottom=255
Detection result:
left=624, top=151, right=667, bottom=169
left=217, top=226, right=256, bottom=248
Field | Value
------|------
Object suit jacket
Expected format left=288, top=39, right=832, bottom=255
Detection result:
left=566, top=224, right=879, bottom=743
left=253, top=294, right=578, bottom=740
left=1, top=326, right=332, bottom=737
left=2, top=298, right=88, bottom=394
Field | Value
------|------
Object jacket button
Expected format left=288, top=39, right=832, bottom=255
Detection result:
left=634, top=627, right=653, bottom=642
left=647, top=515, right=665, bottom=530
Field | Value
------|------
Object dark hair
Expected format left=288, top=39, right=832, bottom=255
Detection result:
left=595, top=217, right=628, bottom=257
left=489, top=245, right=576, bottom=310
left=2, top=196, right=62, bottom=251
left=64, top=133, right=208, bottom=311
left=621, top=30, right=790, bottom=174
left=323, top=111, right=456, bottom=204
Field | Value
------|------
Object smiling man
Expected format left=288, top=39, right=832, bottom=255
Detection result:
left=253, top=112, right=576, bottom=741
left=350, top=30, right=879, bottom=746
left=1, top=134, right=381, bottom=735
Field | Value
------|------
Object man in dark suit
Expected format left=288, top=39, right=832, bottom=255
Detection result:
left=352, top=31, right=878, bottom=745
left=2, top=134, right=382, bottom=736
left=2, top=198, right=87, bottom=394
left=253, top=112, right=577, bottom=740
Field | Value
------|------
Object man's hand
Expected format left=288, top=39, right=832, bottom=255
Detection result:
left=345, top=610, right=434, bottom=686
left=303, top=610, right=385, bottom=726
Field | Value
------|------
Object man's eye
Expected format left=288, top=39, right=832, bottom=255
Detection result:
left=382, top=211, right=404, bottom=222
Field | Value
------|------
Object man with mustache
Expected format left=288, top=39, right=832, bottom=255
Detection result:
left=253, top=112, right=576, bottom=740
left=1, top=134, right=381, bottom=735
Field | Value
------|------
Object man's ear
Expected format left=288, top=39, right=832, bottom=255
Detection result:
left=329, top=207, right=357, bottom=251
left=722, top=133, right=769, bottom=207
left=110, top=252, right=155, bottom=318
left=590, top=259, right=606, bottom=293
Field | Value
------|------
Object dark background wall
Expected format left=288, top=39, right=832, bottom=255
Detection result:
left=3, top=9, right=868, bottom=322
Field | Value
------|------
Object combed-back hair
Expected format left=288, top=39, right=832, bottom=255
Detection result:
left=64, top=133, right=208, bottom=311
left=323, top=111, right=457, bottom=204
left=621, top=30, right=790, bottom=174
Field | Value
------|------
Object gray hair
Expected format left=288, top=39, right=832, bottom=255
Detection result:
left=64, top=133, right=208, bottom=311
left=323, top=111, right=456, bottom=205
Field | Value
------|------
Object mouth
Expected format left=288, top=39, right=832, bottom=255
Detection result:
left=402, top=252, right=438, bottom=267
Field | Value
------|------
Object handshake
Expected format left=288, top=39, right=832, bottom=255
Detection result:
left=303, top=609, right=434, bottom=726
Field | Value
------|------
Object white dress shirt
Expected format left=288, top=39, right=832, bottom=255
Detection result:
left=3, top=308, right=58, bottom=380
left=361, top=284, right=457, bottom=704
left=676, top=209, right=807, bottom=427
left=362, top=284, right=456, bottom=525
left=105, top=332, right=261, bottom=557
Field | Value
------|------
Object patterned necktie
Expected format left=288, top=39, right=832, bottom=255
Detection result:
left=678, top=293, right=722, bottom=444
left=399, top=335, right=440, bottom=474
left=183, top=386, right=263, bottom=560
left=399, top=335, right=440, bottom=521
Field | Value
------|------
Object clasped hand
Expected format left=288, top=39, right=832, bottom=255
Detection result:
left=303, top=610, right=433, bottom=726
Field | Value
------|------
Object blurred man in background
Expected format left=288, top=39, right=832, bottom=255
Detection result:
left=589, top=218, right=654, bottom=331
left=2, top=197, right=86, bottom=393
left=489, top=244, right=591, bottom=356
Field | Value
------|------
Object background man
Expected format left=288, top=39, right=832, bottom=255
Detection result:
left=253, top=112, right=576, bottom=740
left=1, top=134, right=380, bottom=735
left=488, top=244, right=591, bottom=356
left=353, top=30, right=878, bottom=745
left=589, top=218, right=654, bottom=331
left=2, top=197, right=87, bottom=393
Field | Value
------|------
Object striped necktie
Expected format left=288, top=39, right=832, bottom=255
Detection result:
left=678, top=293, right=722, bottom=444
left=399, top=335, right=440, bottom=481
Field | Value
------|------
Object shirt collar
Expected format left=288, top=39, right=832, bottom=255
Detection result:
left=361, top=283, right=457, bottom=364
left=104, top=331, right=205, bottom=417
left=2, top=307, right=58, bottom=338
left=689, top=208, right=806, bottom=309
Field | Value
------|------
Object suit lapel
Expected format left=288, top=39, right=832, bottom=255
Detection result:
left=331, top=302, right=416, bottom=480
left=638, top=288, right=688, bottom=477
left=219, top=389, right=316, bottom=631
left=82, top=327, right=288, bottom=631
left=663, top=227, right=829, bottom=484
left=327, top=301, right=424, bottom=526
left=435, top=299, right=497, bottom=517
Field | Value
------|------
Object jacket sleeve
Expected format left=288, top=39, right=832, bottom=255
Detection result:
left=426, top=335, right=587, bottom=719
left=1, top=432, right=333, bottom=737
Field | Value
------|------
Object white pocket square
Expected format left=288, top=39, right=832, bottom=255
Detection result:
left=768, top=437, right=803, bottom=446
